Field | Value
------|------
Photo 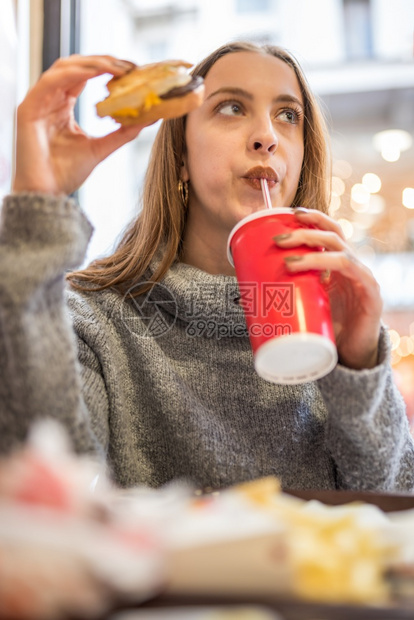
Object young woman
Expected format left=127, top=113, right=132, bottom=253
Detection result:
left=1, top=42, right=413, bottom=491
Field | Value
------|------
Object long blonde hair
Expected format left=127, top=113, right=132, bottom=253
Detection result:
left=68, top=41, right=331, bottom=296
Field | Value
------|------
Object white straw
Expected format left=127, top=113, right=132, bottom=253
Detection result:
left=260, top=178, right=272, bottom=209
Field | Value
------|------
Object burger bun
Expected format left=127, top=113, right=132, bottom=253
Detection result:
left=96, top=59, right=205, bottom=126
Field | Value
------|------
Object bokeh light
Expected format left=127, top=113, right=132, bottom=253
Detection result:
left=338, top=218, right=354, bottom=239
left=329, top=194, right=341, bottom=213
left=373, top=129, right=412, bottom=163
left=389, top=329, right=401, bottom=351
left=367, top=194, right=385, bottom=214
left=397, top=336, right=414, bottom=357
left=332, top=160, right=353, bottom=179
left=403, top=187, right=414, bottom=209
left=332, top=176, right=346, bottom=196
left=362, top=172, right=381, bottom=193
left=351, top=183, right=370, bottom=205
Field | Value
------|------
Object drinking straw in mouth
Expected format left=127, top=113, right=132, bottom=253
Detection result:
left=260, top=178, right=272, bottom=209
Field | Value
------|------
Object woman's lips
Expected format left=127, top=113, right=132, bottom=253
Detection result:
left=244, top=177, right=277, bottom=190
left=243, top=166, right=279, bottom=190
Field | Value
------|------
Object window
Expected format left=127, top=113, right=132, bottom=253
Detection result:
left=43, top=0, right=80, bottom=70
left=146, top=40, right=168, bottom=61
left=236, top=0, right=271, bottom=14
left=343, top=0, right=373, bottom=60
left=0, top=0, right=16, bottom=201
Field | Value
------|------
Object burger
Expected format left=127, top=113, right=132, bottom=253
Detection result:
left=96, top=59, right=205, bottom=125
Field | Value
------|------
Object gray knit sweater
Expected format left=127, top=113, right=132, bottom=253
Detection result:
left=1, top=193, right=414, bottom=492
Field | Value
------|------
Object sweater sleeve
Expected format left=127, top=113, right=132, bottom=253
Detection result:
left=0, top=193, right=107, bottom=456
left=317, top=326, right=414, bottom=492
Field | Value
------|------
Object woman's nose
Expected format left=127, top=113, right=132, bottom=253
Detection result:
left=249, top=118, right=278, bottom=154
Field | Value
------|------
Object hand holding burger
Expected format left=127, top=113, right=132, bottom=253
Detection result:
left=13, top=55, right=203, bottom=197
left=96, top=59, right=205, bottom=125
left=13, top=55, right=146, bottom=196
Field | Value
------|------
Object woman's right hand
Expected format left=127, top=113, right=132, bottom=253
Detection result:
left=13, top=55, right=146, bottom=196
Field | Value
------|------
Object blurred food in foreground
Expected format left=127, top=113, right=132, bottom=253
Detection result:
left=1, top=423, right=414, bottom=619
left=111, top=605, right=283, bottom=619
left=0, top=422, right=165, bottom=620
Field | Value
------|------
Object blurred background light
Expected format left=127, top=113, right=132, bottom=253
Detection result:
left=356, top=244, right=376, bottom=262
left=338, top=218, right=353, bottom=239
left=367, top=194, right=385, bottom=214
left=351, top=183, right=370, bottom=205
left=329, top=193, right=341, bottom=213
left=332, top=160, right=353, bottom=180
left=402, top=188, right=414, bottom=209
left=362, top=172, right=381, bottom=194
left=331, top=176, right=346, bottom=196
left=397, top=335, right=414, bottom=357
left=389, top=329, right=401, bottom=351
left=373, top=129, right=412, bottom=163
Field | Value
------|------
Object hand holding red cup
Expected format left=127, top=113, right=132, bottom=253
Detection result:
left=227, top=208, right=337, bottom=384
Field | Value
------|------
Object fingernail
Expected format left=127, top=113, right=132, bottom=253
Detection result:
left=294, top=207, right=309, bottom=215
left=320, top=269, right=331, bottom=283
left=272, top=233, right=291, bottom=243
left=284, top=255, right=304, bottom=263
left=114, top=60, right=136, bottom=70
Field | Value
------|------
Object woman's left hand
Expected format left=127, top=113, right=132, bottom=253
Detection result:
left=273, top=208, right=382, bottom=370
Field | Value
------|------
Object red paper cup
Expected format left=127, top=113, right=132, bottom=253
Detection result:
left=227, top=208, right=337, bottom=384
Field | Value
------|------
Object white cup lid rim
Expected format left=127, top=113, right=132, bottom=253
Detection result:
left=254, top=333, right=337, bottom=384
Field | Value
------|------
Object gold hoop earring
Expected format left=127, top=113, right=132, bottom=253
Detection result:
left=178, top=180, right=189, bottom=208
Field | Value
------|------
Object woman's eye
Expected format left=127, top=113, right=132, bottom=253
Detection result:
left=277, top=108, right=301, bottom=124
left=218, top=102, right=243, bottom=116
